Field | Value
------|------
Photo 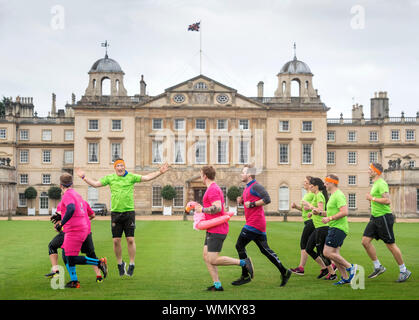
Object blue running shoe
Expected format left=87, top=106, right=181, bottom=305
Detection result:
left=346, top=264, right=358, bottom=282
left=333, top=277, right=351, bottom=286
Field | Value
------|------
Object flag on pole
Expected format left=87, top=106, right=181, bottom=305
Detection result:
left=188, top=22, right=200, bottom=31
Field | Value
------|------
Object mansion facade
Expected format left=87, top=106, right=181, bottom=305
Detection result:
left=1, top=53, right=418, bottom=217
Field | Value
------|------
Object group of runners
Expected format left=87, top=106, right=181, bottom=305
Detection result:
left=45, top=159, right=411, bottom=289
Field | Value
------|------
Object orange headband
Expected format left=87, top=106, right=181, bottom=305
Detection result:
left=325, top=177, right=339, bottom=185
left=370, top=163, right=382, bottom=175
left=114, top=159, right=125, bottom=168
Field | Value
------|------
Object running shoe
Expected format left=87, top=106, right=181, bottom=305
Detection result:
left=280, top=269, right=292, bottom=287
left=118, top=261, right=127, bottom=276
left=324, top=273, right=337, bottom=281
left=98, top=257, right=108, bottom=278
left=231, top=275, right=251, bottom=286
left=290, top=266, right=305, bottom=276
left=396, top=270, right=411, bottom=283
left=333, top=277, right=351, bottom=286
left=65, top=281, right=80, bottom=288
left=317, top=268, right=329, bottom=279
left=206, top=285, right=224, bottom=291
left=127, top=264, right=135, bottom=277
left=244, top=257, right=254, bottom=279
left=96, top=276, right=103, bottom=283
left=346, top=264, right=358, bottom=282
left=367, top=265, right=386, bottom=279
left=45, top=270, right=59, bottom=278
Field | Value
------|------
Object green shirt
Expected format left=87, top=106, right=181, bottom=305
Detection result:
left=311, top=192, right=329, bottom=228
left=326, top=189, right=349, bottom=235
left=370, top=178, right=391, bottom=217
left=100, top=173, right=142, bottom=212
left=301, top=192, right=315, bottom=222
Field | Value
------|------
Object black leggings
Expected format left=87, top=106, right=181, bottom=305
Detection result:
left=305, top=226, right=331, bottom=266
left=235, top=227, right=287, bottom=276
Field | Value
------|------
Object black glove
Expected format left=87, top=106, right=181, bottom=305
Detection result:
left=54, top=223, right=62, bottom=232
left=50, top=213, right=61, bottom=223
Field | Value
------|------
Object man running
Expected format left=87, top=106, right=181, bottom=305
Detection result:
left=76, top=158, right=169, bottom=277
left=362, top=162, right=411, bottom=282
left=232, top=164, right=291, bottom=287
left=316, top=174, right=357, bottom=286
left=195, top=165, right=254, bottom=291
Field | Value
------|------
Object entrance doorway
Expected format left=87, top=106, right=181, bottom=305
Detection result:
left=193, top=188, right=207, bottom=204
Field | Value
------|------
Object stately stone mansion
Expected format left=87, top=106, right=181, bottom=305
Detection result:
left=1, top=52, right=418, bottom=217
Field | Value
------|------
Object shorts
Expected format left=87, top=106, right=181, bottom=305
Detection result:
left=111, top=211, right=136, bottom=238
left=300, top=219, right=315, bottom=250
left=325, top=227, right=347, bottom=248
left=204, top=232, right=227, bottom=253
left=62, top=231, right=89, bottom=256
left=80, top=233, right=97, bottom=258
left=363, top=214, right=395, bottom=244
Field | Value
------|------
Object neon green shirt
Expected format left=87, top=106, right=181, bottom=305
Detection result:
left=370, top=178, right=391, bottom=217
left=311, top=192, right=329, bottom=228
left=301, top=192, right=315, bottom=222
left=326, top=189, right=349, bottom=235
left=100, top=173, right=142, bottom=212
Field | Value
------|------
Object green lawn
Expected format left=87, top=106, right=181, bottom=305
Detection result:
left=0, top=220, right=418, bottom=300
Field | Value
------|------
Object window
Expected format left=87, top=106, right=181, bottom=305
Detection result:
left=20, top=150, right=29, bottom=163
left=217, top=140, right=228, bottom=164
left=417, top=189, right=419, bottom=212
left=112, top=120, right=122, bottom=131
left=42, top=130, right=52, bottom=141
left=194, top=82, right=207, bottom=89
left=63, top=150, right=73, bottom=164
left=195, top=140, right=206, bottom=164
left=406, top=129, right=415, bottom=141
left=216, top=94, right=229, bottom=104
left=327, top=151, right=335, bottom=165
left=279, top=121, right=289, bottom=132
left=391, top=130, right=400, bottom=141
left=238, top=140, right=249, bottom=164
left=239, top=119, right=249, bottom=130
left=87, top=186, right=99, bottom=205
left=0, top=129, right=6, bottom=139
left=279, top=144, right=289, bottom=164
left=348, top=151, right=357, bottom=164
left=64, top=130, right=74, bottom=141
left=348, top=193, right=356, bottom=209
left=348, top=175, right=357, bottom=186
left=88, top=143, right=99, bottom=163
left=302, top=121, right=312, bottom=132
left=279, top=186, right=289, bottom=210
left=152, top=186, right=163, bottom=207
left=88, top=119, right=99, bottom=131
left=220, top=186, right=227, bottom=206
left=195, top=119, right=206, bottom=130
left=348, top=131, right=357, bottom=142
left=18, top=193, right=27, bottom=207
left=19, top=129, right=29, bottom=141
left=217, top=119, right=228, bottom=130
left=111, top=143, right=122, bottom=162
left=369, top=176, right=373, bottom=185
left=174, top=119, right=185, bottom=131
left=40, top=192, right=49, bottom=209
left=42, top=174, right=51, bottom=185
left=152, top=119, right=163, bottom=130
left=408, top=160, right=416, bottom=168
left=42, top=150, right=51, bottom=163
left=327, top=131, right=335, bottom=142
left=152, top=140, right=163, bottom=164
left=20, top=174, right=28, bottom=184
left=174, top=140, right=185, bottom=164
left=302, top=144, right=312, bottom=164
left=369, top=151, right=378, bottom=164
left=173, top=186, right=184, bottom=207
left=369, top=131, right=378, bottom=142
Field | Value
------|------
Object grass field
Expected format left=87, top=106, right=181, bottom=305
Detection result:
left=0, top=219, right=418, bottom=300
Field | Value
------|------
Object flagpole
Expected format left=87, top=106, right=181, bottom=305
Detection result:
left=199, top=20, right=202, bottom=74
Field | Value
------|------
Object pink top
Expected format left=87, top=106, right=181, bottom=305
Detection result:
left=243, top=181, right=266, bottom=233
left=61, top=189, right=89, bottom=234
left=203, top=182, right=228, bottom=235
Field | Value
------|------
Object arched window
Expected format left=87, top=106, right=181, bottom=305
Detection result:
left=282, top=81, right=286, bottom=95
left=101, top=77, right=111, bottom=96
left=305, top=81, right=309, bottom=90
left=92, top=79, right=96, bottom=89
left=279, top=186, right=289, bottom=210
left=115, top=79, right=120, bottom=94
left=291, top=79, right=300, bottom=97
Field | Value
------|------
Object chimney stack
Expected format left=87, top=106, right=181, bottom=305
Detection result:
left=51, top=93, right=56, bottom=116
left=257, top=81, right=264, bottom=98
left=140, top=75, right=147, bottom=97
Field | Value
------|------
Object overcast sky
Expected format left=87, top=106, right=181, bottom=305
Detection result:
left=1, top=0, right=418, bottom=118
